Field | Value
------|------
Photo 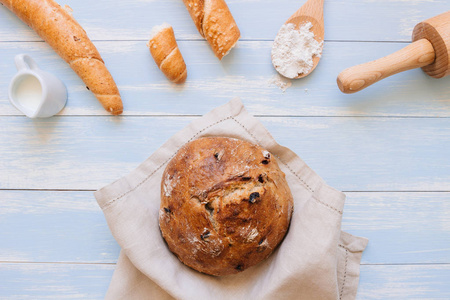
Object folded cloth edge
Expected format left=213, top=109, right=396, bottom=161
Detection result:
left=340, top=230, right=369, bottom=253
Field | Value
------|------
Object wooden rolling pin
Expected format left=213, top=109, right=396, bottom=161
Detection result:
left=337, top=11, right=449, bottom=94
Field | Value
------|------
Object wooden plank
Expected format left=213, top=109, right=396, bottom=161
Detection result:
left=0, top=263, right=113, bottom=299
left=0, top=0, right=447, bottom=42
left=0, top=263, right=449, bottom=299
left=263, top=117, right=450, bottom=192
left=357, top=264, right=450, bottom=299
left=0, top=41, right=449, bottom=117
left=1, top=191, right=449, bottom=264
left=0, top=116, right=448, bottom=191
left=0, top=191, right=120, bottom=263
left=343, top=192, right=450, bottom=264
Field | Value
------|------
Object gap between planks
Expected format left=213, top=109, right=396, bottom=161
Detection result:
left=2, top=189, right=450, bottom=193
left=0, top=39, right=413, bottom=43
left=1, top=261, right=450, bottom=266
left=1, top=115, right=450, bottom=119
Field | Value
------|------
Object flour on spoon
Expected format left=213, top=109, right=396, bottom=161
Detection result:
left=272, top=22, right=323, bottom=78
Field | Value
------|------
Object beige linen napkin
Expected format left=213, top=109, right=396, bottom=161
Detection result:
left=95, top=98, right=368, bottom=300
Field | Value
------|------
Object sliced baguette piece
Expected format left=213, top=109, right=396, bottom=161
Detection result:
left=182, top=0, right=240, bottom=60
left=1, top=0, right=123, bottom=115
left=147, top=23, right=187, bottom=83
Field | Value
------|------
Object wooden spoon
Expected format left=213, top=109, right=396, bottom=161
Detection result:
left=271, top=0, right=325, bottom=79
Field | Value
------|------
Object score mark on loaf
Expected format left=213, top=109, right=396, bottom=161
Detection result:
left=0, top=0, right=123, bottom=115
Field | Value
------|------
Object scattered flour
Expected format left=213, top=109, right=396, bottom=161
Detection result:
left=246, top=228, right=259, bottom=242
left=163, top=173, right=174, bottom=197
left=271, top=22, right=323, bottom=78
left=268, top=74, right=292, bottom=92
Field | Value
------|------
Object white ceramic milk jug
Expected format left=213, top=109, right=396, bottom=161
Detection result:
left=9, top=54, right=67, bottom=118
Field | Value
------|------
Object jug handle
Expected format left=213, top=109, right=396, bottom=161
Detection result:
left=14, top=54, right=40, bottom=71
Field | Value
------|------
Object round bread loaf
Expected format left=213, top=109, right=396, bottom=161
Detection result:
left=159, top=137, right=294, bottom=276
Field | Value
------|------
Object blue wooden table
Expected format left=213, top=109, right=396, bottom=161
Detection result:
left=1, top=1, right=449, bottom=299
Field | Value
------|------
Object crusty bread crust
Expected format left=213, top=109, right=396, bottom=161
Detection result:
left=182, top=0, right=240, bottom=60
left=147, top=24, right=187, bottom=84
left=160, top=137, right=294, bottom=276
left=182, top=0, right=205, bottom=36
left=1, top=0, right=123, bottom=115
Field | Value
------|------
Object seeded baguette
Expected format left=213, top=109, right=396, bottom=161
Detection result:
left=0, top=0, right=123, bottom=115
left=147, top=24, right=187, bottom=84
left=182, top=0, right=240, bottom=60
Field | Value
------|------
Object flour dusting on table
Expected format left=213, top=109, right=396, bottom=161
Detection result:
left=268, top=74, right=292, bottom=92
left=272, top=22, right=323, bottom=78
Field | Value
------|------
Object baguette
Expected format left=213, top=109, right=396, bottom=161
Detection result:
left=0, top=0, right=123, bottom=115
left=182, top=0, right=240, bottom=60
left=147, top=23, right=187, bottom=84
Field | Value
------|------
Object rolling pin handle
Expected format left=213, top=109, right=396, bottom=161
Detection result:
left=337, top=38, right=436, bottom=94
